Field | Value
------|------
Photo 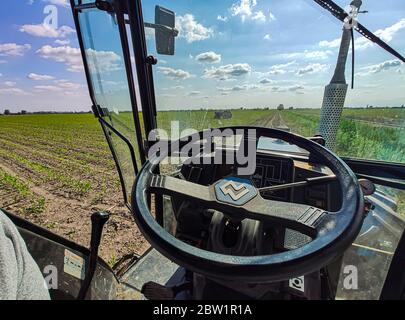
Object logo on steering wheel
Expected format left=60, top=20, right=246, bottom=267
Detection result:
left=220, top=181, right=250, bottom=201
left=215, top=177, right=258, bottom=206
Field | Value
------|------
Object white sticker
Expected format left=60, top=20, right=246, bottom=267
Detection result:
left=64, top=249, right=85, bottom=280
left=289, top=276, right=305, bottom=293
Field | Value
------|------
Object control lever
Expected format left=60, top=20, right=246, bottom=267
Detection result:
left=259, top=174, right=337, bottom=193
left=77, top=211, right=110, bottom=300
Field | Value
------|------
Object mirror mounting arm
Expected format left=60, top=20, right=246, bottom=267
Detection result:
left=95, top=0, right=114, bottom=12
left=146, top=55, right=158, bottom=66
left=144, top=22, right=179, bottom=38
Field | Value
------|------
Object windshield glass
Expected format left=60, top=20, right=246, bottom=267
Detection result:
left=141, top=0, right=404, bottom=163
left=76, top=2, right=143, bottom=203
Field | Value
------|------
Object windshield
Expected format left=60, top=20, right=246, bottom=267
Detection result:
left=141, top=0, right=404, bottom=164
left=75, top=1, right=144, bottom=204
left=139, top=2, right=405, bottom=299
left=71, top=0, right=405, bottom=299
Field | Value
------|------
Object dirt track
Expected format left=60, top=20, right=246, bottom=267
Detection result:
left=254, top=112, right=289, bottom=130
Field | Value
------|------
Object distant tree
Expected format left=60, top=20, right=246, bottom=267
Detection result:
left=289, top=107, right=294, bottom=110
left=21, top=110, right=27, bottom=115
left=277, top=104, right=284, bottom=111
left=401, top=104, right=404, bottom=108
left=4, top=109, right=10, bottom=115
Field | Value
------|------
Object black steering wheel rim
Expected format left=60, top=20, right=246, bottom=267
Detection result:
left=131, top=127, right=364, bottom=282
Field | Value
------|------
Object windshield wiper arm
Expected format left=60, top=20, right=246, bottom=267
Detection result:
left=259, top=175, right=337, bottom=193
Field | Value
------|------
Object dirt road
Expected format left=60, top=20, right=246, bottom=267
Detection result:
left=254, top=112, right=289, bottom=130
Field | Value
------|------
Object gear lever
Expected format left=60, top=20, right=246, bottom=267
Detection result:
left=77, top=211, right=110, bottom=300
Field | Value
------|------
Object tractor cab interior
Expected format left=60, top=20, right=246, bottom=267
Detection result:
left=3, top=0, right=405, bottom=300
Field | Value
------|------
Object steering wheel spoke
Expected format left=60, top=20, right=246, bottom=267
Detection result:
left=149, top=174, right=326, bottom=238
left=149, top=174, right=213, bottom=203
left=244, top=197, right=328, bottom=237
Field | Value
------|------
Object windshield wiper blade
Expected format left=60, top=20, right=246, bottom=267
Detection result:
left=314, top=0, right=405, bottom=63
left=354, top=21, right=405, bottom=63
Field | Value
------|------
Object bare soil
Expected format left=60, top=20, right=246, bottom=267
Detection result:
left=0, top=161, right=150, bottom=266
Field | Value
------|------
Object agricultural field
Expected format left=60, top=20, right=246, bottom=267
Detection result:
left=0, top=114, right=148, bottom=265
left=0, top=107, right=404, bottom=263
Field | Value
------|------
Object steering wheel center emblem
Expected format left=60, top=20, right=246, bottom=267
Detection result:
left=220, top=181, right=250, bottom=201
left=215, top=177, right=258, bottom=206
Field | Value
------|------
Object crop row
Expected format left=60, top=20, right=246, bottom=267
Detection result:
left=0, top=168, right=46, bottom=217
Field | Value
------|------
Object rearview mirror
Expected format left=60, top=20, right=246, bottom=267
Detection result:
left=154, top=6, right=178, bottom=55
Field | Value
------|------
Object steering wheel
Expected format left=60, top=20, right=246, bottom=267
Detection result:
left=131, top=127, right=364, bottom=282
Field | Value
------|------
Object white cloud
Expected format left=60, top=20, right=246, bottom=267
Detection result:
left=36, top=45, right=121, bottom=73
left=356, top=19, right=405, bottom=50
left=4, top=81, right=16, bottom=87
left=20, top=24, right=75, bottom=38
left=55, top=79, right=81, bottom=89
left=296, top=63, right=328, bottom=76
left=0, top=43, right=31, bottom=56
left=145, top=27, right=155, bottom=40
left=230, top=0, right=272, bottom=23
left=34, top=85, right=62, bottom=92
left=218, top=84, right=258, bottom=92
left=319, top=38, right=341, bottom=48
left=217, top=15, right=228, bottom=22
left=368, top=59, right=402, bottom=74
left=288, top=85, right=305, bottom=92
left=320, top=19, right=405, bottom=51
left=37, top=45, right=83, bottom=72
left=252, top=11, right=266, bottom=22
left=195, top=51, right=221, bottom=63
left=0, top=88, right=29, bottom=96
left=375, top=18, right=405, bottom=43
left=188, top=91, right=201, bottom=96
left=158, top=67, right=193, bottom=79
left=176, top=14, right=213, bottom=43
left=264, top=34, right=271, bottom=41
left=32, top=80, right=81, bottom=93
left=86, top=49, right=121, bottom=73
left=280, top=50, right=333, bottom=60
left=268, top=61, right=296, bottom=75
left=230, top=85, right=246, bottom=91
left=230, top=0, right=257, bottom=22
left=43, top=0, right=69, bottom=7
left=269, top=11, right=277, bottom=22
left=259, top=78, right=272, bottom=84
left=203, top=63, right=251, bottom=79
left=27, top=73, right=55, bottom=80
left=55, top=39, right=70, bottom=45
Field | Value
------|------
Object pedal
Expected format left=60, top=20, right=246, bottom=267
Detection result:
left=141, top=282, right=175, bottom=300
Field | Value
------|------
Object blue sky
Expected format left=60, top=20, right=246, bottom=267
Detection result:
left=0, top=0, right=404, bottom=113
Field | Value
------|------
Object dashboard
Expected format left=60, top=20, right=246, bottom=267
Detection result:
left=249, top=152, right=339, bottom=211
left=251, top=155, right=294, bottom=202
left=172, top=151, right=340, bottom=246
